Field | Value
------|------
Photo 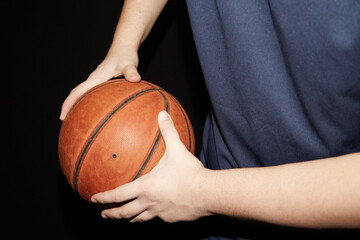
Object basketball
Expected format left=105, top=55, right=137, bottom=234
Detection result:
left=58, top=79, right=195, bottom=202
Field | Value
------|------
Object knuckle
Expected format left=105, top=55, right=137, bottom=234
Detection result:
left=135, top=216, right=145, bottom=222
left=159, top=214, right=175, bottom=223
left=137, top=212, right=153, bottom=222
left=119, top=209, right=132, bottom=219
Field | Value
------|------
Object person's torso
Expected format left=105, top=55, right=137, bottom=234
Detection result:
left=187, top=0, right=360, bottom=170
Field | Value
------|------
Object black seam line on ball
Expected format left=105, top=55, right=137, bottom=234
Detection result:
left=65, top=80, right=126, bottom=121
left=131, top=90, right=169, bottom=181
left=73, top=87, right=162, bottom=193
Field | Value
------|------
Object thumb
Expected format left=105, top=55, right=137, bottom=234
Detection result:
left=122, top=64, right=141, bottom=82
left=158, top=111, right=182, bottom=148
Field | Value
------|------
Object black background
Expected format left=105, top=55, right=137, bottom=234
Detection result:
left=6, top=0, right=358, bottom=239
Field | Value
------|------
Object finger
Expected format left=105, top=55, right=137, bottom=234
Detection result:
left=59, top=72, right=111, bottom=121
left=59, top=88, right=83, bottom=121
left=91, top=181, right=139, bottom=204
left=158, top=111, right=182, bottom=148
left=101, top=199, right=147, bottom=219
left=129, top=210, right=155, bottom=223
left=59, top=81, right=97, bottom=121
left=122, top=64, right=141, bottom=82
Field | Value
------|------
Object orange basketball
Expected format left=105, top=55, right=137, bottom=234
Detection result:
left=58, top=79, right=195, bottom=202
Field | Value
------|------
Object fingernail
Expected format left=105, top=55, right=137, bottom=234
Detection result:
left=91, top=197, right=97, bottom=203
left=158, top=111, right=170, bottom=121
left=101, top=212, right=108, bottom=219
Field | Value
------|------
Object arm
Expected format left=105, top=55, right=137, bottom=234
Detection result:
left=60, top=0, right=168, bottom=120
left=203, top=152, right=360, bottom=228
left=110, top=0, right=168, bottom=53
left=92, top=111, right=360, bottom=228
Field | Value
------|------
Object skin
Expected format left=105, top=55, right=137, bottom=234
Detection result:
left=91, top=112, right=360, bottom=228
left=59, top=0, right=167, bottom=120
left=61, top=0, right=360, bottom=229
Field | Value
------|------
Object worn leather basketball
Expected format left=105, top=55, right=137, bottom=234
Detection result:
left=58, top=79, right=195, bottom=202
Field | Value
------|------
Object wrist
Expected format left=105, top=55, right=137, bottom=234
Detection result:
left=196, top=168, right=249, bottom=219
left=108, top=41, right=139, bottom=56
left=102, top=45, right=139, bottom=70
left=193, top=168, right=219, bottom=218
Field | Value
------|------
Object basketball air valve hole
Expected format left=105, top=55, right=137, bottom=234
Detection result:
left=112, top=154, right=117, bottom=159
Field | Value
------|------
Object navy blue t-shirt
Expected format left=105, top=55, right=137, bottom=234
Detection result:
left=186, top=0, right=360, bottom=171
left=186, top=1, right=360, bottom=238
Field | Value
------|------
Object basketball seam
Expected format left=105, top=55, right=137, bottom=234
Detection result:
left=73, top=87, right=162, bottom=193
left=131, top=129, right=162, bottom=180
left=131, top=90, right=169, bottom=180
left=64, top=79, right=126, bottom=121
left=64, top=79, right=160, bottom=121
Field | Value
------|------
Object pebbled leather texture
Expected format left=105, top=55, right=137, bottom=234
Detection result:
left=58, top=79, right=195, bottom=202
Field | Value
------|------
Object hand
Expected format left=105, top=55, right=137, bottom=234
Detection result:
left=59, top=47, right=141, bottom=120
left=91, top=111, right=212, bottom=223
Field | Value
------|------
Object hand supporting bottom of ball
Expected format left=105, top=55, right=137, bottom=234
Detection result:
left=91, top=111, right=212, bottom=223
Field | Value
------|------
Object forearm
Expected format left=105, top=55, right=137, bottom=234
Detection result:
left=201, top=152, right=360, bottom=228
left=60, top=0, right=167, bottom=120
left=109, top=0, right=168, bottom=53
